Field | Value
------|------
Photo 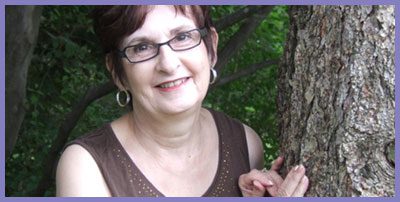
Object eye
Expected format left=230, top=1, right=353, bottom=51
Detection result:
left=133, top=43, right=151, bottom=53
left=175, top=32, right=192, bottom=41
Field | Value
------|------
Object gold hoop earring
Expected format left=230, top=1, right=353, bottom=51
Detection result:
left=116, top=90, right=131, bottom=107
left=210, top=68, right=217, bottom=84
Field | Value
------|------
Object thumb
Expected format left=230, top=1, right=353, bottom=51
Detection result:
left=253, top=180, right=265, bottom=190
left=251, top=180, right=266, bottom=197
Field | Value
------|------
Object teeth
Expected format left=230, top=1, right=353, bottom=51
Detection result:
left=159, top=78, right=186, bottom=88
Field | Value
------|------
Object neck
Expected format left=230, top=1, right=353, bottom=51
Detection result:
left=129, top=106, right=205, bottom=157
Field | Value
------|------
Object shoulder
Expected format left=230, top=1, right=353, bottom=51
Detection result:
left=206, top=108, right=264, bottom=169
left=243, top=124, right=264, bottom=170
left=56, top=144, right=111, bottom=196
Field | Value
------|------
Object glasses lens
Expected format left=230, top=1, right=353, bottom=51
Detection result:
left=125, top=43, right=157, bottom=63
left=121, top=29, right=206, bottom=63
left=170, top=29, right=201, bottom=51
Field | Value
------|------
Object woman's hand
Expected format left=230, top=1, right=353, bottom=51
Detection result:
left=238, top=156, right=309, bottom=197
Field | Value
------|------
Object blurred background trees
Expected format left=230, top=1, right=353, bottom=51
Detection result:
left=5, top=6, right=42, bottom=162
left=6, top=5, right=288, bottom=196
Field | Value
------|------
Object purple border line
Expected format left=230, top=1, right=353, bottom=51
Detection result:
left=1, top=2, right=5, bottom=200
left=1, top=1, right=399, bottom=202
left=2, top=0, right=399, bottom=6
left=395, top=2, right=399, bottom=199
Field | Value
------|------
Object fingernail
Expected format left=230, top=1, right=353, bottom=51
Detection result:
left=302, top=176, right=308, bottom=183
left=253, top=180, right=264, bottom=190
left=266, top=180, right=274, bottom=186
left=294, top=165, right=299, bottom=171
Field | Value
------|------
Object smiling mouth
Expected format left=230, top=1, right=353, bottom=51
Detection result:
left=156, top=77, right=189, bottom=89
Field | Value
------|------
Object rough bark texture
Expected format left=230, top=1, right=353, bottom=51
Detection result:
left=5, top=6, right=42, bottom=159
left=278, top=6, right=394, bottom=196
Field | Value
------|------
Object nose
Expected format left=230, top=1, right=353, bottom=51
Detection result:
left=155, top=45, right=180, bottom=74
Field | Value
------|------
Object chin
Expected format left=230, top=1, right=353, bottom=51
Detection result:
left=159, top=97, right=203, bottom=115
left=154, top=86, right=207, bottom=115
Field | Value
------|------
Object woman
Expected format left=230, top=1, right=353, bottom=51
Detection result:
left=56, top=5, right=308, bottom=197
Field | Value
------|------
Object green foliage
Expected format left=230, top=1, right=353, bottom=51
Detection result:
left=5, top=6, right=117, bottom=196
left=205, top=6, right=289, bottom=167
left=5, top=5, right=289, bottom=196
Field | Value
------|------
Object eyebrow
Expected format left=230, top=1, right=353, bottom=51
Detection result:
left=169, top=25, right=196, bottom=35
left=125, top=25, right=196, bottom=46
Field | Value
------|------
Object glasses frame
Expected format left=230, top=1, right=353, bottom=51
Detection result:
left=118, top=27, right=208, bottom=63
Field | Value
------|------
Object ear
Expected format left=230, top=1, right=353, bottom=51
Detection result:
left=106, top=54, right=125, bottom=90
left=208, top=27, right=219, bottom=67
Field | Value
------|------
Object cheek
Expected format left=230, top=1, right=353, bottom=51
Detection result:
left=191, top=49, right=211, bottom=87
left=196, top=61, right=211, bottom=91
left=122, top=65, right=151, bottom=91
left=192, top=46, right=212, bottom=73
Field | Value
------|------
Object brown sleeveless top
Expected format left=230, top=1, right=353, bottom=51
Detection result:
left=66, top=109, right=250, bottom=196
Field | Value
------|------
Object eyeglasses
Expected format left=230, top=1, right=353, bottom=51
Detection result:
left=118, top=28, right=208, bottom=63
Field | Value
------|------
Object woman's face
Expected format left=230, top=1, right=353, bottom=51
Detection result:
left=119, top=5, right=217, bottom=115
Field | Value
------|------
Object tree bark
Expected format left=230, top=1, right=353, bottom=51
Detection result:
left=5, top=6, right=42, bottom=159
left=278, top=6, right=394, bottom=196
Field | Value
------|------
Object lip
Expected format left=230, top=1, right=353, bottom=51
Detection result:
left=155, top=77, right=190, bottom=92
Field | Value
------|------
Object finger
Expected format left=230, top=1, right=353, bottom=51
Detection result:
left=241, top=180, right=266, bottom=197
left=277, top=165, right=306, bottom=196
left=239, top=173, right=252, bottom=186
left=252, top=180, right=266, bottom=196
left=238, top=170, right=272, bottom=195
left=270, top=156, right=284, bottom=171
left=269, top=171, right=284, bottom=184
left=262, top=171, right=284, bottom=196
left=241, top=187, right=256, bottom=197
left=265, top=184, right=279, bottom=197
left=244, top=169, right=275, bottom=187
left=253, top=180, right=265, bottom=190
left=239, top=169, right=262, bottom=185
left=238, top=171, right=256, bottom=186
left=239, top=179, right=255, bottom=197
left=263, top=170, right=283, bottom=186
left=292, top=176, right=309, bottom=196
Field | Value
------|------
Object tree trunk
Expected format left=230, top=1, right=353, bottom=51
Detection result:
left=5, top=6, right=42, bottom=159
left=278, top=6, right=394, bottom=196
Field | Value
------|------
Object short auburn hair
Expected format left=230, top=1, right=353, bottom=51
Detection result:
left=92, top=5, right=215, bottom=86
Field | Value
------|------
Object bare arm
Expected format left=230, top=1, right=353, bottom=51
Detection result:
left=56, top=144, right=111, bottom=197
left=243, top=124, right=264, bottom=170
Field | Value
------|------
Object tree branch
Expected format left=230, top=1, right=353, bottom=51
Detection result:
left=33, top=80, right=116, bottom=196
left=214, top=6, right=273, bottom=31
left=215, top=6, right=275, bottom=73
left=211, top=59, right=279, bottom=89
